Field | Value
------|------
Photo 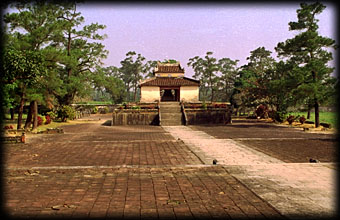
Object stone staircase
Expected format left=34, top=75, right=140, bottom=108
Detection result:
left=159, top=102, right=182, bottom=126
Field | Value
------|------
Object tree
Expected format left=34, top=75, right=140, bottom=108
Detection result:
left=47, top=2, right=108, bottom=106
left=187, top=52, right=219, bottom=102
left=265, top=61, right=298, bottom=121
left=92, top=66, right=126, bottom=104
left=144, top=60, right=158, bottom=79
left=2, top=46, right=46, bottom=130
left=3, top=1, right=63, bottom=129
left=119, top=51, right=146, bottom=102
left=275, top=2, right=337, bottom=127
left=217, top=58, right=239, bottom=102
left=232, top=47, right=275, bottom=110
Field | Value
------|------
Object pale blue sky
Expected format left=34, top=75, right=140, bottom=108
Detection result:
left=4, top=2, right=337, bottom=77
left=76, top=2, right=336, bottom=77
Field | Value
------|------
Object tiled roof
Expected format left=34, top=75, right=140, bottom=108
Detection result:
left=154, top=62, right=184, bottom=73
left=140, top=77, right=199, bottom=87
left=154, top=65, right=184, bottom=73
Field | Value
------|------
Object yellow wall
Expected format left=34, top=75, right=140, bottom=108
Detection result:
left=156, top=73, right=184, bottom=77
left=141, top=85, right=199, bottom=102
left=140, top=86, right=160, bottom=102
left=180, top=86, right=199, bottom=102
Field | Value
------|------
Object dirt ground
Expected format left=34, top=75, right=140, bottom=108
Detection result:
left=190, top=119, right=338, bottom=163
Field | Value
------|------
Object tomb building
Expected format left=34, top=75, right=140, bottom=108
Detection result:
left=139, top=61, right=199, bottom=102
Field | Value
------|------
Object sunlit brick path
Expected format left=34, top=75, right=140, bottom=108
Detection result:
left=164, top=123, right=337, bottom=219
left=3, top=114, right=283, bottom=219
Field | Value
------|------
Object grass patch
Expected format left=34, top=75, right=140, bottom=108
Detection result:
left=2, top=113, right=95, bottom=133
left=76, top=101, right=113, bottom=105
left=289, top=111, right=337, bottom=128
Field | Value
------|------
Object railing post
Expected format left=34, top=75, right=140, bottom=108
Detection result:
left=181, top=101, right=188, bottom=126
left=157, top=100, right=161, bottom=126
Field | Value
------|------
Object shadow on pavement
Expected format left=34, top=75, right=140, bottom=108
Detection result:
left=101, top=120, right=112, bottom=126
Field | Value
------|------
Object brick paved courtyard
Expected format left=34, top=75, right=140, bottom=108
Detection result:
left=2, top=115, right=336, bottom=219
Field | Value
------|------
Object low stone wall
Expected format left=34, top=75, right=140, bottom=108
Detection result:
left=184, top=109, right=232, bottom=125
left=1, top=133, right=26, bottom=144
left=112, top=109, right=159, bottom=125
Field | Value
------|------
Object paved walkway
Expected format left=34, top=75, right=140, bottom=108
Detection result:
left=3, top=115, right=283, bottom=219
left=163, top=126, right=337, bottom=219
left=2, top=115, right=336, bottom=219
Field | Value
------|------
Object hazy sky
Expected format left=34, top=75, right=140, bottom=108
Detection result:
left=76, top=2, right=336, bottom=77
left=4, top=2, right=337, bottom=78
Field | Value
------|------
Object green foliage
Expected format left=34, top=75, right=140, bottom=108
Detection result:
left=269, top=110, right=287, bottom=123
left=4, top=2, right=109, bottom=107
left=289, top=111, right=337, bottom=128
left=57, top=105, right=76, bottom=122
left=187, top=52, right=219, bottom=102
left=103, top=106, right=109, bottom=113
left=92, top=66, right=126, bottom=104
left=161, top=59, right=177, bottom=64
left=2, top=48, right=47, bottom=85
left=92, top=106, right=98, bottom=114
left=233, top=47, right=276, bottom=109
left=217, top=58, right=239, bottom=102
left=144, top=60, right=158, bottom=79
left=46, top=111, right=57, bottom=120
left=49, top=9, right=108, bottom=105
left=275, top=2, right=337, bottom=127
left=119, top=51, right=151, bottom=102
left=202, top=101, right=207, bottom=110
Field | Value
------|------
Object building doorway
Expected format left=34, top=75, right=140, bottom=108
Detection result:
left=160, top=87, right=180, bottom=102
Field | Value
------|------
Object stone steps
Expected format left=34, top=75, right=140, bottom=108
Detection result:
left=161, top=119, right=182, bottom=126
left=159, top=106, right=181, bottom=113
left=160, top=102, right=182, bottom=126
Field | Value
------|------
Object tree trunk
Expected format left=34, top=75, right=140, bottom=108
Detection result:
left=307, top=103, right=312, bottom=119
left=126, top=83, right=130, bottom=102
left=234, top=107, right=238, bottom=116
left=32, top=100, right=38, bottom=131
left=314, top=99, right=319, bottom=128
left=10, top=108, right=15, bottom=120
left=133, top=85, right=137, bottom=102
left=307, top=109, right=311, bottom=119
left=17, top=93, right=25, bottom=130
left=210, top=79, right=214, bottom=102
left=24, top=101, right=34, bottom=131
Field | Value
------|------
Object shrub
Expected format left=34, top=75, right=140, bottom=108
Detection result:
left=4, top=125, right=14, bottom=130
left=41, top=115, right=46, bottom=124
left=269, top=110, right=286, bottom=123
left=103, top=106, right=109, bottom=113
left=46, top=111, right=57, bottom=120
left=37, top=116, right=43, bottom=126
left=45, top=115, right=51, bottom=125
left=92, top=106, right=98, bottom=114
left=299, top=115, right=306, bottom=124
left=255, top=105, right=268, bottom=119
left=202, top=102, right=207, bottom=110
left=286, top=115, right=296, bottom=125
left=57, top=105, right=76, bottom=122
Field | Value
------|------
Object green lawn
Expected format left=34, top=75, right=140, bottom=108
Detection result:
left=289, top=111, right=338, bottom=128
left=76, top=101, right=113, bottom=105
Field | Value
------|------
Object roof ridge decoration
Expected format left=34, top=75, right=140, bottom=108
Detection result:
left=139, top=76, right=199, bottom=87
left=154, top=61, right=184, bottom=74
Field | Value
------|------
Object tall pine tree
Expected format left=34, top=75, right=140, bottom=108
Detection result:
left=275, top=2, right=337, bottom=127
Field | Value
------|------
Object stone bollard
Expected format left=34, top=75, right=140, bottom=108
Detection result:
left=21, top=132, right=25, bottom=143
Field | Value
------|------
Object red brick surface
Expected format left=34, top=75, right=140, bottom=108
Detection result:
left=3, top=117, right=283, bottom=219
